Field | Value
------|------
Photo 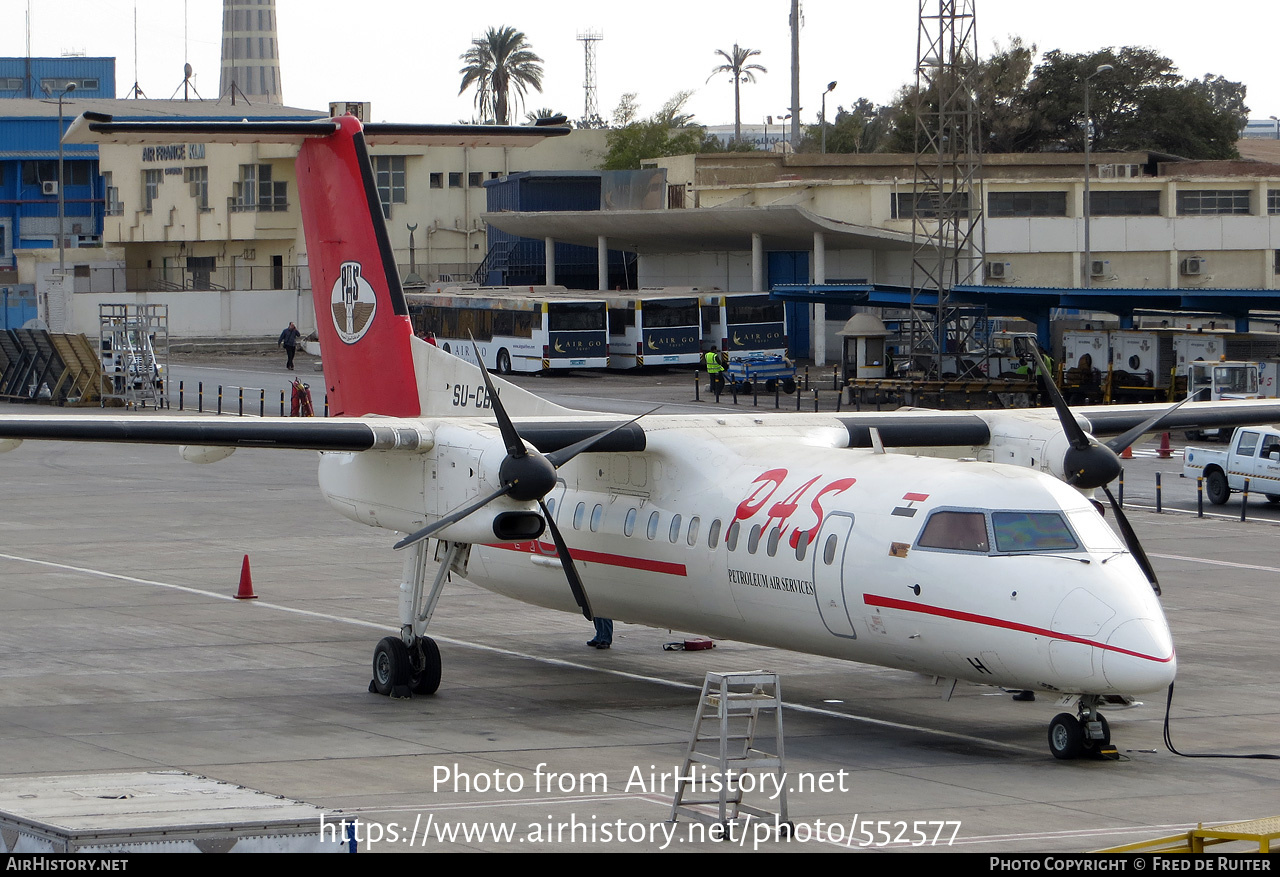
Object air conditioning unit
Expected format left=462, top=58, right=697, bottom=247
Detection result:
left=41, top=181, right=58, bottom=196
left=1090, top=259, right=1108, bottom=277
left=1180, top=257, right=1204, bottom=276
left=985, top=261, right=1008, bottom=280
left=328, top=101, right=370, bottom=121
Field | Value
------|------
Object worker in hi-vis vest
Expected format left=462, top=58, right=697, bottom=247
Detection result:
left=705, top=345, right=728, bottom=396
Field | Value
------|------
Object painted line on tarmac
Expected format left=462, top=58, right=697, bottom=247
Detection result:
left=1150, top=553, right=1280, bottom=574
left=0, top=550, right=1038, bottom=755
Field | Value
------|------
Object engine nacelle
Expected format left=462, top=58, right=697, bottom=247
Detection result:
left=433, top=509, right=545, bottom=545
left=179, top=445, right=236, bottom=464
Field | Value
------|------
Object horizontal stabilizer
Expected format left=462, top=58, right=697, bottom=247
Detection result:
left=64, top=113, right=571, bottom=147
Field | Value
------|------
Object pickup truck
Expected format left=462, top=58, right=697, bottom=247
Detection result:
left=1182, top=426, right=1280, bottom=505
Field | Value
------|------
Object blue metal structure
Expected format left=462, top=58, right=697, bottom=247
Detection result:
left=0, top=58, right=116, bottom=100
left=482, top=171, right=635, bottom=289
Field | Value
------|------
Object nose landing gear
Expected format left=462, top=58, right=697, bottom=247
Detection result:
left=1048, top=696, right=1115, bottom=760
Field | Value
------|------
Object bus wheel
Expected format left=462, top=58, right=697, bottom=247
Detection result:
left=496, top=349, right=512, bottom=375
left=442, top=342, right=451, bottom=354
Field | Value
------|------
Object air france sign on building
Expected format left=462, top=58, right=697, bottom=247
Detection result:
left=141, top=143, right=207, bottom=162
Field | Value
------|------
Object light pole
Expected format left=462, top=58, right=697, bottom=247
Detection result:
left=820, top=81, right=837, bottom=154
left=1082, top=64, right=1112, bottom=289
left=56, top=82, right=75, bottom=274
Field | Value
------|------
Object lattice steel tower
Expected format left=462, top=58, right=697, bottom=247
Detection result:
left=577, top=30, right=604, bottom=128
left=906, top=0, right=986, bottom=372
left=219, top=0, right=284, bottom=105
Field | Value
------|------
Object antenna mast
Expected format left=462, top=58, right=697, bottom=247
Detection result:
left=577, top=30, right=604, bottom=128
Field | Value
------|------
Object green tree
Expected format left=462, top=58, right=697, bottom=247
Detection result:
left=707, top=44, right=766, bottom=144
left=797, top=97, right=894, bottom=153
left=458, top=26, right=544, bottom=125
left=523, top=107, right=565, bottom=125
left=602, top=92, right=718, bottom=170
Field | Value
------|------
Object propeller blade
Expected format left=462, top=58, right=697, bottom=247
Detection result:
left=545, top=406, right=659, bottom=469
left=1026, top=338, right=1091, bottom=450
left=539, top=499, right=594, bottom=621
left=1104, top=389, right=1204, bottom=455
left=1026, top=338, right=1122, bottom=489
left=467, top=331, right=526, bottom=460
left=393, top=483, right=514, bottom=550
left=1101, top=485, right=1161, bottom=595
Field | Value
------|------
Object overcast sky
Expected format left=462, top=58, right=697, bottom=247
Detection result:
left=7, top=1, right=1278, bottom=129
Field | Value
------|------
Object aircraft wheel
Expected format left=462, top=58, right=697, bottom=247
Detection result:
left=372, top=636, right=411, bottom=696
left=411, top=636, right=442, bottom=696
left=1205, top=470, right=1230, bottom=506
left=496, top=349, right=512, bottom=375
left=1048, top=712, right=1084, bottom=760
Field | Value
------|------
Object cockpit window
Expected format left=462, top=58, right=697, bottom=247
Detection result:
left=991, top=512, right=1078, bottom=553
left=917, top=511, right=989, bottom=553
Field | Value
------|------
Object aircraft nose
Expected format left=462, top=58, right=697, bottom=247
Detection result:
left=1101, top=617, right=1176, bottom=693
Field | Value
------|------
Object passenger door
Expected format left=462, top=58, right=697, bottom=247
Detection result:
left=810, top=513, right=857, bottom=638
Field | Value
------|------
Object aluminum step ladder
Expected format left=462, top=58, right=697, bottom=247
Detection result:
left=669, top=671, right=789, bottom=836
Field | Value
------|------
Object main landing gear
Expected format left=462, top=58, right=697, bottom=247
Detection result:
left=368, top=539, right=464, bottom=699
left=1047, top=696, right=1114, bottom=760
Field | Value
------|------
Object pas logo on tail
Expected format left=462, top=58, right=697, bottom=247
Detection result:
left=332, top=261, right=377, bottom=345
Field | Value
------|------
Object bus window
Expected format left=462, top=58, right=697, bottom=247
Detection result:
left=644, top=298, right=698, bottom=328
left=549, top=303, right=606, bottom=332
left=609, top=307, right=634, bottom=336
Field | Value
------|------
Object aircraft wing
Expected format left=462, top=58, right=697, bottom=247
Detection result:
left=0, top=414, right=646, bottom=455
left=833, top=399, right=1280, bottom=448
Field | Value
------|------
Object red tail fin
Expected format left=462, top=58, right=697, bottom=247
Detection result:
left=296, top=116, right=419, bottom=417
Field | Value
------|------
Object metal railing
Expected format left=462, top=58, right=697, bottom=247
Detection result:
left=76, top=265, right=305, bottom=294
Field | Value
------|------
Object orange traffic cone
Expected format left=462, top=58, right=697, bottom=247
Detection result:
left=235, top=554, right=258, bottom=599
left=1120, top=445, right=1133, bottom=459
left=1157, top=432, right=1173, bottom=459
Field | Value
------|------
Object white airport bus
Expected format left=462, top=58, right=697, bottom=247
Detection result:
left=700, top=293, right=788, bottom=357
left=604, top=289, right=703, bottom=369
left=405, top=287, right=608, bottom=374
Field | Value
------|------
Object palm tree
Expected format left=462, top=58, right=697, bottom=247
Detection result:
left=458, top=26, right=545, bottom=125
left=708, top=44, right=766, bottom=143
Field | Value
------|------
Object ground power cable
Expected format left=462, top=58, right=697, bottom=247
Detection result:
left=1162, top=682, right=1280, bottom=759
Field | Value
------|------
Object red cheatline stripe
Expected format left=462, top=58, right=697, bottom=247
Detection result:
left=488, top=541, right=687, bottom=576
left=903, top=492, right=929, bottom=502
left=863, top=594, right=1172, bottom=664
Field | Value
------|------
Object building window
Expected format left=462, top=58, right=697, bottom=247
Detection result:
left=103, top=172, right=122, bottom=215
left=374, top=155, right=406, bottom=219
left=1268, top=190, right=1280, bottom=215
left=430, top=172, right=443, bottom=189
left=22, top=160, right=57, bottom=186
left=39, top=78, right=98, bottom=93
left=143, top=169, right=163, bottom=213
left=233, top=164, right=288, bottom=212
left=892, top=191, right=970, bottom=219
left=184, top=166, right=209, bottom=209
left=448, top=172, right=463, bottom=189
left=0, top=224, right=7, bottom=260
left=988, top=191, right=1067, bottom=217
left=468, top=171, right=483, bottom=188
left=1176, top=190, right=1250, bottom=215
left=1274, top=250, right=1280, bottom=275
left=1091, top=190, right=1161, bottom=216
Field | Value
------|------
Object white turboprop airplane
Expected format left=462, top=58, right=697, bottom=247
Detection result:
left=3, top=112, right=1280, bottom=761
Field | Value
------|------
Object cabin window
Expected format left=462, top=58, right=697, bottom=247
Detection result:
left=707, top=519, right=721, bottom=549
left=546, top=497, right=556, bottom=516
left=766, top=528, right=781, bottom=557
left=917, top=510, right=989, bottom=553
left=726, top=521, right=740, bottom=551
left=687, top=516, right=700, bottom=546
left=624, top=508, right=637, bottom=537
left=669, top=514, right=682, bottom=543
left=573, top=502, right=586, bottom=530
left=991, top=512, right=1077, bottom=553
left=747, top=524, right=762, bottom=554
left=647, top=511, right=660, bottom=540
left=590, top=504, right=603, bottom=532
left=795, top=531, right=809, bottom=561
left=823, top=534, right=839, bottom=565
